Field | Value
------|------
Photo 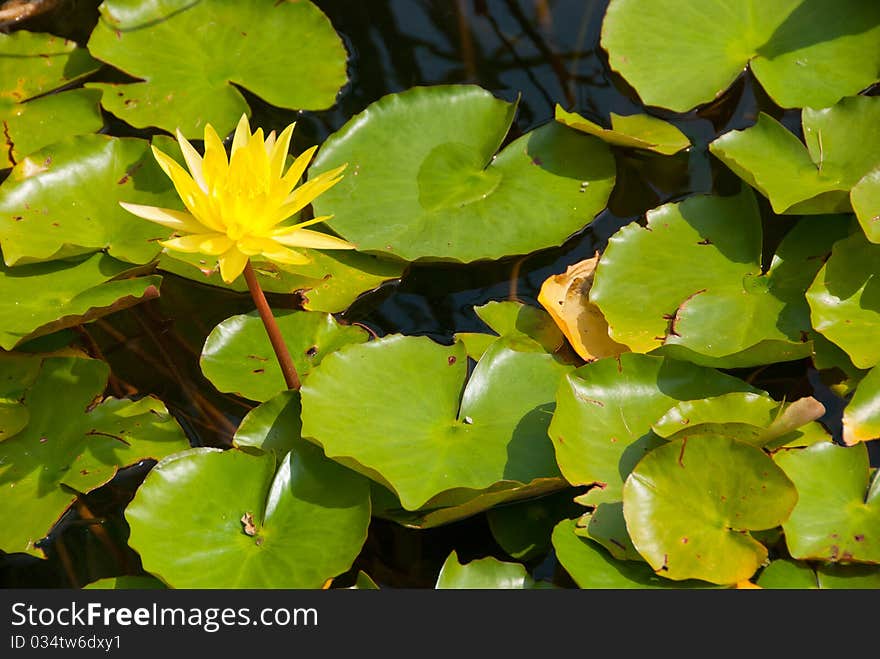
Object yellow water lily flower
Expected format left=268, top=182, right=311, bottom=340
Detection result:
left=120, top=114, right=353, bottom=283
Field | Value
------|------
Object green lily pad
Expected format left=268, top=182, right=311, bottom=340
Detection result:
left=87, top=0, right=347, bottom=137
left=816, top=563, right=880, bottom=588
left=709, top=97, right=880, bottom=214
left=310, top=85, right=615, bottom=262
left=756, top=559, right=819, bottom=589
left=126, top=444, right=371, bottom=588
left=843, top=364, right=880, bottom=446
left=0, top=254, right=161, bottom=351
left=852, top=169, right=880, bottom=243
left=591, top=190, right=850, bottom=366
left=454, top=300, right=566, bottom=361
left=601, top=0, right=880, bottom=112
left=576, top=502, right=641, bottom=561
left=555, top=105, right=689, bottom=155
left=233, top=390, right=302, bottom=458
left=1, top=89, right=104, bottom=169
left=652, top=392, right=828, bottom=449
left=201, top=310, right=369, bottom=402
left=552, top=519, right=708, bottom=588
left=0, top=31, right=99, bottom=104
left=98, top=0, right=195, bottom=28
left=435, top=551, right=533, bottom=589
left=0, top=135, right=182, bottom=266
left=0, top=356, right=190, bottom=555
left=549, top=353, right=758, bottom=507
left=623, top=435, right=798, bottom=584
left=83, top=575, right=167, bottom=589
left=158, top=248, right=405, bottom=314
left=371, top=477, right=568, bottom=530
left=775, top=441, right=880, bottom=564
left=301, top=334, right=571, bottom=510
left=486, top=490, right=582, bottom=561
left=0, top=351, right=45, bottom=442
left=806, top=229, right=880, bottom=369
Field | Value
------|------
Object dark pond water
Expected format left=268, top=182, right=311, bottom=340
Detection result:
left=1, top=0, right=873, bottom=588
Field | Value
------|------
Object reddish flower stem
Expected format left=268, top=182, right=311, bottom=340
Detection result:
left=242, top=260, right=301, bottom=391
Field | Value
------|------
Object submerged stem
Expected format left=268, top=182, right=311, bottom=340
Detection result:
left=242, top=260, right=301, bottom=391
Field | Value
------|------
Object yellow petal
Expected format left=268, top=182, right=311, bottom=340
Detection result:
left=275, top=166, right=347, bottom=222
left=273, top=228, right=355, bottom=251
left=218, top=247, right=249, bottom=283
left=202, top=123, right=229, bottom=184
left=238, top=237, right=312, bottom=264
left=280, top=145, right=318, bottom=192
left=161, top=233, right=228, bottom=254
left=175, top=129, right=206, bottom=192
left=118, top=202, right=208, bottom=233
left=199, top=235, right=234, bottom=255
left=269, top=123, right=295, bottom=180
left=151, top=147, right=204, bottom=209
left=230, top=114, right=251, bottom=157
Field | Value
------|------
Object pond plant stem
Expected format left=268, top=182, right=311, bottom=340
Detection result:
left=242, top=260, right=301, bottom=391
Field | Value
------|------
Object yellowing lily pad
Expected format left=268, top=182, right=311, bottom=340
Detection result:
left=775, top=441, right=880, bottom=564
left=310, top=85, right=615, bottom=262
left=301, top=334, right=571, bottom=510
left=126, top=444, right=370, bottom=588
left=87, top=0, right=347, bottom=137
left=201, top=310, right=369, bottom=402
left=0, top=135, right=182, bottom=266
left=710, top=98, right=880, bottom=215
left=555, top=105, right=689, bottom=155
left=549, top=353, right=757, bottom=507
left=623, top=435, right=798, bottom=584
left=0, top=31, right=99, bottom=105
left=806, top=229, right=880, bottom=369
left=591, top=190, right=851, bottom=367
left=0, top=254, right=161, bottom=350
left=601, top=0, right=880, bottom=112
left=1, top=89, right=104, bottom=169
left=98, top=0, right=194, bottom=28
left=842, top=364, right=880, bottom=446
left=0, top=356, right=190, bottom=556
left=852, top=169, right=880, bottom=243
left=537, top=253, right=629, bottom=362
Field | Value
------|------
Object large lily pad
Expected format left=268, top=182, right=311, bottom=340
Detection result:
left=842, top=364, right=880, bottom=446
left=158, top=248, right=405, bottom=314
left=555, top=105, right=689, bottom=155
left=757, top=559, right=880, bottom=589
left=775, top=441, right=879, bottom=564
left=601, top=0, right=880, bottom=112
left=98, top=0, right=195, bottom=28
left=301, top=334, right=571, bottom=510
left=0, top=31, right=99, bottom=105
left=623, top=435, right=798, bottom=584
left=126, top=444, right=371, bottom=588
left=201, top=310, right=369, bottom=402
left=591, top=190, right=850, bottom=366
left=87, top=0, right=347, bottom=137
left=310, top=85, right=615, bottom=262
left=0, top=356, right=189, bottom=555
left=1, top=89, right=104, bottom=169
left=552, top=519, right=707, bottom=588
left=549, top=353, right=756, bottom=507
left=710, top=97, right=880, bottom=215
left=0, top=254, right=161, bottom=350
left=0, top=135, right=182, bottom=266
left=807, top=229, right=880, bottom=369
left=435, top=551, right=533, bottom=589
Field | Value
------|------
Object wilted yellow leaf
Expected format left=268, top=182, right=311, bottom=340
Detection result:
left=538, top=254, right=629, bottom=361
